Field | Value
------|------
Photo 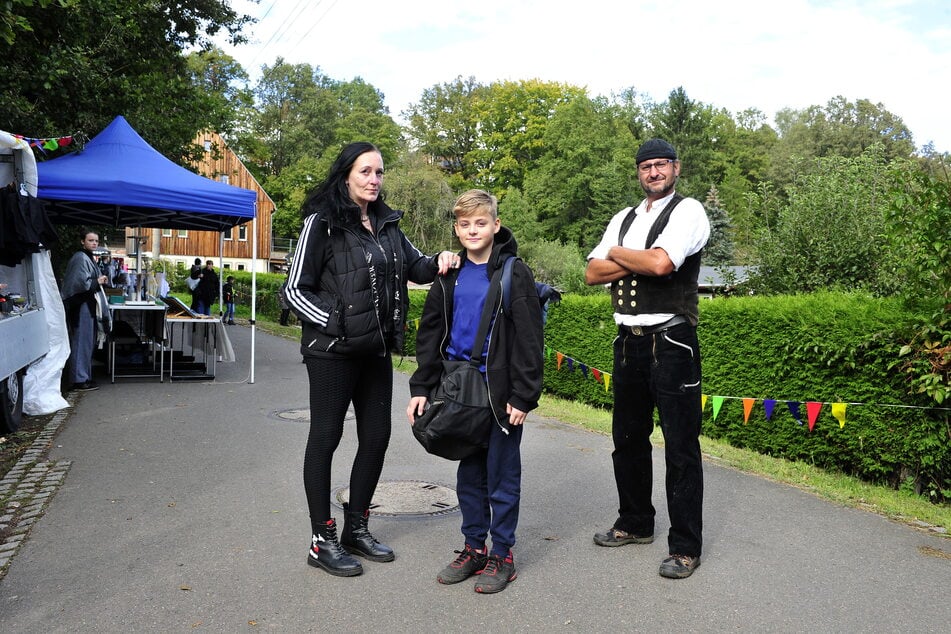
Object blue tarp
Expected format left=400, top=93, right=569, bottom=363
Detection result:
left=37, top=116, right=256, bottom=231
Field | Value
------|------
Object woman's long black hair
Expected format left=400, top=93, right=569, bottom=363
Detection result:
left=300, top=141, right=384, bottom=224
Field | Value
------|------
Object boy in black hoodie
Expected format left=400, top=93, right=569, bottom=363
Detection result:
left=407, top=189, right=544, bottom=594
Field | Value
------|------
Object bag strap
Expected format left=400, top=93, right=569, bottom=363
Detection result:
left=468, top=265, right=503, bottom=367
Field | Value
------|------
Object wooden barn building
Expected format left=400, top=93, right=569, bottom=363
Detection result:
left=126, top=131, right=286, bottom=274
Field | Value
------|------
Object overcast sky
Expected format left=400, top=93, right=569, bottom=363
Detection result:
left=220, top=0, right=951, bottom=153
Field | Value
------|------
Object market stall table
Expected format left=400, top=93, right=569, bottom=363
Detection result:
left=107, top=301, right=167, bottom=382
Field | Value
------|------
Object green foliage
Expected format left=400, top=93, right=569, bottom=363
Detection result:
left=524, top=95, right=639, bottom=250
left=702, top=185, right=735, bottom=265
left=163, top=263, right=289, bottom=323
left=883, top=164, right=951, bottom=308
left=468, top=80, right=588, bottom=198
left=750, top=145, right=894, bottom=294
left=517, top=239, right=590, bottom=295
left=770, top=96, right=916, bottom=189
left=699, top=292, right=948, bottom=502
left=647, top=87, right=721, bottom=199
left=882, top=165, right=951, bottom=407
left=236, top=60, right=403, bottom=239
left=384, top=154, right=457, bottom=254
left=1, top=0, right=250, bottom=156
left=408, top=287, right=950, bottom=503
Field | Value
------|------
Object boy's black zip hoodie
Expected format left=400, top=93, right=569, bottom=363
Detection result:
left=409, top=226, right=544, bottom=434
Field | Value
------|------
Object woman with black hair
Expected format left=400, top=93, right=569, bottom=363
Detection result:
left=284, top=142, right=458, bottom=577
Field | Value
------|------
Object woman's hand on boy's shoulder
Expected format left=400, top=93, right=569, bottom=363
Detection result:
left=435, top=251, right=460, bottom=276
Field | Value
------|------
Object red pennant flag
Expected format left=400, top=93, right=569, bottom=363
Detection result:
left=806, top=401, right=822, bottom=431
left=592, top=368, right=602, bottom=383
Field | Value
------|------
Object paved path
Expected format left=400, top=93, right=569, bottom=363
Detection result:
left=0, top=324, right=948, bottom=632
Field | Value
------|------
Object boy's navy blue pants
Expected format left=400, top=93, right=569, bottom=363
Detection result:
left=456, top=420, right=523, bottom=558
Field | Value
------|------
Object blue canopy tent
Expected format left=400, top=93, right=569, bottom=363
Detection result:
left=36, top=116, right=261, bottom=382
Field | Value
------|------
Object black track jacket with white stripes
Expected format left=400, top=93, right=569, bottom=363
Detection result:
left=285, top=202, right=439, bottom=358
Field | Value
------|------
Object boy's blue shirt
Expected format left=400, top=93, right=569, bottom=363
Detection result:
left=446, top=261, right=491, bottom=366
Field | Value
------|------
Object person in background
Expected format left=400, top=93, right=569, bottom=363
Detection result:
left=407, top=189, right=544, bottom=594
left=585, top=138, right=711, bottom=579
left=60, top=228, right=111, bottom=392
left=284, top=141, right=458, bottom=577
left=188, top=257, right=202, bottom=310
left=194, top=259, right=218, bottom=316
left=278, top=279, right=291, bottom=326
left=223, top=275, right=236, bottom=325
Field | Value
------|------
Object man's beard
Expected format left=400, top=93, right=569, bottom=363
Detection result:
left=641, top=178, right=676, bottom=198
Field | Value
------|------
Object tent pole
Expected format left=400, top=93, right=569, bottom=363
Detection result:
left=250, top=213, right=257, bottom=384
left=218, top=232, right=224, bottom=319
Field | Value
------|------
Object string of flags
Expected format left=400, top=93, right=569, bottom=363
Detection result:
left=11, top=133, right=76, bottom=153
left=403, top=320, right=950, bottom=431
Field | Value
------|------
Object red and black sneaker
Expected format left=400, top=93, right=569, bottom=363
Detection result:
left=474, top=551, right=517, bottom=594
left=437, top=544, right=487, bottom=584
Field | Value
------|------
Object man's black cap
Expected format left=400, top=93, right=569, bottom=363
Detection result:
left=635, top=138, right=678, bottom=164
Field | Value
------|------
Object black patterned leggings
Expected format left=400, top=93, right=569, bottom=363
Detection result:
left=303, top=354, right=393, bottom=534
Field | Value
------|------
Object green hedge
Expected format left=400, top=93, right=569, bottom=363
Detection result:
left=164, top=263, right=288, bottom=322
left=405, top=288, right=949, bottom=502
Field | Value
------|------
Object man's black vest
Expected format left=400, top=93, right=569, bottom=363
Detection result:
left=610, top=193, right=703, bottom=326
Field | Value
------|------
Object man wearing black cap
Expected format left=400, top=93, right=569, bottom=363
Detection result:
left=585, top=138, right=710, bottom=579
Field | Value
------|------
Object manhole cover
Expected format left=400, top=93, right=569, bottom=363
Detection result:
left=273, top=408, right=354, bottom=422
left=334, top=480, right=459, bottom=517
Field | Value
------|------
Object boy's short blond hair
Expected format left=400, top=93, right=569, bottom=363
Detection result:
left=452, top=189, right=498, bottom=219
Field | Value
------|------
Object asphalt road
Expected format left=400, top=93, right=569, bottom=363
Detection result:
left=1, top=323, right=948, bottom=632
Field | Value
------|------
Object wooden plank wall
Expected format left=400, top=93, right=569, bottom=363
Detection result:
left=151, top=131, right=276, bottom=263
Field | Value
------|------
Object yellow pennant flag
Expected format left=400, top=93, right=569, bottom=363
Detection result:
left=603, top=372, right=611, bottom=392
left=742, top=398, right=755, bottom=424
left=831, top=402, right=847, bottom=428
left=701, top=394, right=708, bottom=412
left=712, top=396, right=725, bottom=421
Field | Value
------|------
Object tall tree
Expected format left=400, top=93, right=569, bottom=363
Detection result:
left=770, top=96, right=915, bottom=188
left=403, top=76, right=487, bottom=189
left=0, top=0, right=251, bottom=157
left=648, top=87, right=720, bottom=200
left=248, top=59, right=339, bottom=177
left=468, top=79, right=586, bottom=197
left=525, top=95, right=638, bottom=249
left=383, top=154, right=457, bottom=254
left=702, top=185, right=734, bottom=265
left=750, top=144, right=894, bottom=294
left=183, top=47, right=253, bottom=162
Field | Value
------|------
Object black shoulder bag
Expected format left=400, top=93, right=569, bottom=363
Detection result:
left=411, top=267, right=502, bottom=460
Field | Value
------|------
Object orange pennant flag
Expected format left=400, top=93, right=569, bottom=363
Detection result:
left=556, top=351, right=564, bottom=370
left=806, top=401, right=822, bottom=431
left=742, top=398, right=755, bottom=424
left=831, top=402, right=847, bottom=428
